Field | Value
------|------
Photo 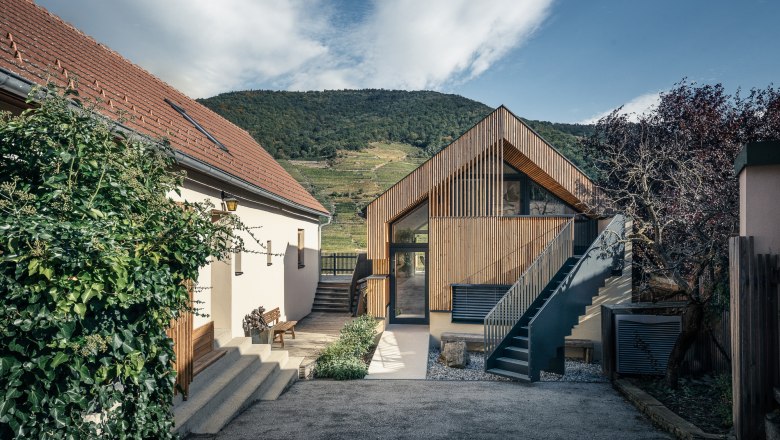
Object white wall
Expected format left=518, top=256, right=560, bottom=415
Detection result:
left=740, top=164, right=780, bottom=254
left=169, top=169, right=322, bottom=338
left=567, top=218, right=633, bottom=361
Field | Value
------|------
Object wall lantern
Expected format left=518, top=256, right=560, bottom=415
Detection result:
left=221, top=191, right=239, bottom=212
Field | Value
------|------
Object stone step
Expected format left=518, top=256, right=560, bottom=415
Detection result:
left=192, top=351, right=291, bottom=434
left=173, top=346, right=263, bottom=435
left=314, top=294, right=350, bottom=302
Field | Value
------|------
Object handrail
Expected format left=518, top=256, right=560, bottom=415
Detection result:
left=484, top=218, right=574, bottom=358
left=527, top=214, right=624, bottom=380
left=458, top=220, right=571, bottom=285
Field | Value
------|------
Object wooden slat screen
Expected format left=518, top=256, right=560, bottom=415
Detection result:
left=429, top=217, right=569, bottom=311
left=166, top=282, right=194, bottom=397
left=366, top=276, right=389, bottom=318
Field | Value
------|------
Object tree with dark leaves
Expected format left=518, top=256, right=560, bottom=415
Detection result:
left=583, top=81, right=780, bottom=387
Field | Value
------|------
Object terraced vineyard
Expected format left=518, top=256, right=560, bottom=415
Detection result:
left=280, top=142, right=428, bottom=252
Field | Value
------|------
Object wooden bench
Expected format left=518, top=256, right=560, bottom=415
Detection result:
left=565, top=339, right=594, bottom=363
left=261, top=307, right=297, bottom=348
left=440, top=332, right=484, bottom=352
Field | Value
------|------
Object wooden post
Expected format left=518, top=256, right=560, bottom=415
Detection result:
left=730, top=236, right=780, bottom=440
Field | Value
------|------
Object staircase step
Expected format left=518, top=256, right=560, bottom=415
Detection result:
left=174, top=349, right=263, bottom=435
left=495, top=357, right=529, bottom=374
left=193, top=348, right=227, bottom=377
left=315, top=290, right=350, bottom=297
left=486, top=368, right=531, bottom=382
left=313, top=297, right=350, bottom=303
left=503, top=346, right=529, bottom=361
left=511, top=336, right=529, bottom=348
left=257, top=356, right=302, bottom=401
left=192, top=351, right=289, bottom=434
left=311, top=304, right=349, bottom=312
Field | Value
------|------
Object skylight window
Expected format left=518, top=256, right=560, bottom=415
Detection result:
left=165, top=98, right=228, bottom=152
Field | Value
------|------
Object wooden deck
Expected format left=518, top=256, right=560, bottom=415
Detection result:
left=270, top=311, right=356, bottom=378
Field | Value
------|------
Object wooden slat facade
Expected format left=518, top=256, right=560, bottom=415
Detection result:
left=429, top=217, right=569, bottom=311
left=365, top=106, right=597, bottom=318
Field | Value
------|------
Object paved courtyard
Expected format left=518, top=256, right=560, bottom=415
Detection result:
left=206, top=380, right=670, bottom=440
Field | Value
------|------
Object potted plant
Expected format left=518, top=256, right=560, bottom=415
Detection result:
left=243, top=306, right=271, bottom=344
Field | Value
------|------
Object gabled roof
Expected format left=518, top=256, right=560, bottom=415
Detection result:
left=0, top=0, right=328, bottom=217
left=365, top=106, right=598, bottom=224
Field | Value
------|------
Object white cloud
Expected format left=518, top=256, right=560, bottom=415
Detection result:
left=126, top=0, right=330, bottom=98
left=292, top=0, right=554, bottom=91
left=580, top=92, right=662, bottom=124
left=39, top=0, right=553, bottom=97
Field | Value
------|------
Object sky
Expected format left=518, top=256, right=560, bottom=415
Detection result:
left=37, top=0, right=780, bottom=123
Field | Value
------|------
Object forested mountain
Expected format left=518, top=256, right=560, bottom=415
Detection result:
left=198, top=89, right=594, bottom=171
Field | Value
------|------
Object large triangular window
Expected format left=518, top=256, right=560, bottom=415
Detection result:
left=391, top=200, right=428, bottom=244
left=502, top=163, right=575, bottom=216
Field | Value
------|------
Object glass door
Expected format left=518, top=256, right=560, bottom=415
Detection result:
left=390, top=248, right=428, bottom=324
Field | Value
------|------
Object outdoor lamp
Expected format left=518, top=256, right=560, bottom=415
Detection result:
left=221, top=191, right=239, bottom=212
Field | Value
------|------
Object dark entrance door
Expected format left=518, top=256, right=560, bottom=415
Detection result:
left=390, top=246, right=428, bottom=324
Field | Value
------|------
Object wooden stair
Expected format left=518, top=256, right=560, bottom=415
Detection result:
left=173, top=330, right=302, bottom=436
left=311, top=280, right=351, bottom=313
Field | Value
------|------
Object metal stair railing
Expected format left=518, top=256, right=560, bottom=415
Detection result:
left=527, top=214, right=625, bottom=380
left=484, top=218, right=574, bottom=359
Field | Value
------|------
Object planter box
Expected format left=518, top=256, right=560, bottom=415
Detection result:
left=250, top=329, right=272, bottom=344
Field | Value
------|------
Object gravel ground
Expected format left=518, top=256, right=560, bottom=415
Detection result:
left=214, top=380, right=671, bottom=440
left=426, top=347, right=608, bottom=382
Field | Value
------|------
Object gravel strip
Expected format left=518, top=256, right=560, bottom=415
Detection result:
left=426, top=347, right=608, bottom=382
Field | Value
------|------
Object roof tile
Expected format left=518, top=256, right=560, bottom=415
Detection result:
left=0, top=0, right=328, bottom=215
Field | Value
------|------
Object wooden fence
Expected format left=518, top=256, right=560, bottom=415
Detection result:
left=166, top=283, right=194, bottom=398
left=730, top=236, right=780, bottom=440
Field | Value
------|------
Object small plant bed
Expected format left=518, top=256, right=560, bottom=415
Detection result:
left=314, top=315, right=377, bottom=380
left=630, top=375, right=732, bottom=435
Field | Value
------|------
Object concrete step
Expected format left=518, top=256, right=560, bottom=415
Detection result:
left=314, top=291, right=350, bottom=298
left=192, top=351, right=291, bottom=434
left=313, top=298, right=350, bottom=306
left=173, top=347, right=262, bottom=435
left=214, top=328, right=233, bottom=347
left=257, top=356, right=302, bottom=401
left=311, top=305, right=351, bottom=312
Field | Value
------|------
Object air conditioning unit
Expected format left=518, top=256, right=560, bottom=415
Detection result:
left=615, top=314, right=681, bottom=375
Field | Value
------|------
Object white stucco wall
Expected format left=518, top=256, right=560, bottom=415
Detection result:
left=169, top=169, right=323, bottom=338
left=740, top=164, right=780, bottom=254
left=567, top=219, right=633, bottom=361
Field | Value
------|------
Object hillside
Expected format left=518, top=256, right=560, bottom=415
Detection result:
left=199, top=90, right=595, bottom=252
left=198, top=89, right=593, bottom=168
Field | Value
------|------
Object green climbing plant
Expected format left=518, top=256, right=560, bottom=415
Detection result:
left=0, top=89, right=245, bottom=438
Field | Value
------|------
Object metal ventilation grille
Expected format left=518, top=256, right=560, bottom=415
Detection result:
left=616, top=315, right=681, bottom=375
left=451, top=284, right=510, bottom=323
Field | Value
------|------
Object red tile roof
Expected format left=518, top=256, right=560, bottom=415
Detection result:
left=0, top=0, right=329, bottom=216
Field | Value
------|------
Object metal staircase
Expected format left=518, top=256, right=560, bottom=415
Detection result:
left=485, top=215, right=624, bottom=381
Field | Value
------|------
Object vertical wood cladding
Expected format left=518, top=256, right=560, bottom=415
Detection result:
left=429, top=217, right=569, bottom=311
left=365, top=107, right=597, bottom=316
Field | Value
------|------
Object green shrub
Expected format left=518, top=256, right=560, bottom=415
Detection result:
left=314, top=315, right=377, bottom=380
left=314, top=356, right=368, bottom=380
left=0, top=90, right=243, bottom=438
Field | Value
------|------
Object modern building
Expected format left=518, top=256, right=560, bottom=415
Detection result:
left=364, top=106, right=628, bottom=380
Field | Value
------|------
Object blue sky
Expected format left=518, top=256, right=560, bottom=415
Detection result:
left=38, top=0, right=779, bottom=123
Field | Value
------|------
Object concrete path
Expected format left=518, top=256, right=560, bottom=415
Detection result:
left=365, top=325, right=429, bottom=379
left=210, top=380, right=671, bottom=440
